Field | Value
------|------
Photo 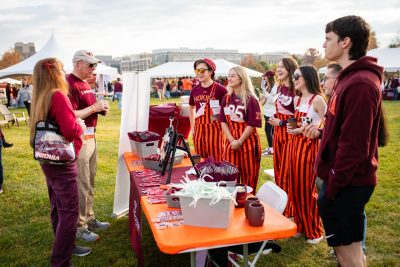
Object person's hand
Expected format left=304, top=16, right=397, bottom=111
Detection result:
left=259, top=96, right=266, bottom=105
left=93, top=100, right=107, bottom=112
left=287, top=124, right=303, bottom=135
left=230, top=140, right=241, bottom=150
left=268, top=117, right=281, bottom=126
left=76, top=118, right=86, bottom=131
left=303, top=124, right=321, bottom=139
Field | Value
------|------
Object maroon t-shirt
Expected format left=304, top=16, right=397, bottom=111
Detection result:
left=67, top=74, right=98, bottom=127
left=219, top=93, right=262, bottom=128
left=156, top=81, right=164, bottom=90
left=114, top=81, right=123, bottom=93
left=189, top=82, right=228, bottom=110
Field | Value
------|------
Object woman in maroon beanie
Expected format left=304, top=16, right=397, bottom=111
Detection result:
left=189, top=58, right=228, bottom=161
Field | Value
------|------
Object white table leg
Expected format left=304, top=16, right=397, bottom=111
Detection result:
left=243, top=244, right=249, bottom=267
left=191, top=251, right=196, bottom=267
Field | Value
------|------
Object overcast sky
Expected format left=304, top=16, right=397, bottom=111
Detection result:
left=0, top=0, right=399, bottom=58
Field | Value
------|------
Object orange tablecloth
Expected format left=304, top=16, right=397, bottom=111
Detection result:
left=141, top=197, right=297, bottom=254
left=124, top=152, right=197, bottom=266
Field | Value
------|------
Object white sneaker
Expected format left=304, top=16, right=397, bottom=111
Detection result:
left=306, top=236, right=324, bottom=244
left=76, top=228, right=99, bottom=242
left=88, top=218, right=110, bottom=231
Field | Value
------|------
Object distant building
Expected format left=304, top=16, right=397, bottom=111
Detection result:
left=14, top=42, right=35, bottom=60
left=120, top=53, right=152, bottom=72
left=257, top=51, right=292, bottom=65
left=96, top=55, right=122, bottom=73
left=152, top=48, right=243, bottom=65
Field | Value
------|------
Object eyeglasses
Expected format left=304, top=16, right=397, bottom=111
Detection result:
left=292, top=73, right=303, bottom=81
left=80, top=61, right=97, bottom=68
left=321, top=75, right=337, bottom=83
left=88, top=63, right=97, bottom=68
left=195, top=68, right=209, bottom=75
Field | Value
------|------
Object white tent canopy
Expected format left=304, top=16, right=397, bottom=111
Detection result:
left=367, top=48, right=400, bottom=72
left=0, top=34, right=118, bottom=78
left=0, top=78, right=21, bottom=85
left=319, top=47, right=400, bottom=74
left=144, top=59, right=263, bottom=78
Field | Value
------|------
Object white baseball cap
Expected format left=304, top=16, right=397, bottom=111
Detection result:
left=72, top=50, right=101, bottom=64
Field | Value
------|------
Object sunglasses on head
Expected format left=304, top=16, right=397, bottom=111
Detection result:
left=195, top=68, right=209, bottom=75
left=292, top=73, right=303, bottom=81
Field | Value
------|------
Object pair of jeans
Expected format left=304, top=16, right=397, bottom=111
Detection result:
left=392, top=87, right=399, bottom=100
left=264, top=115, right=274, bottom=148
left=0, top=140, right=3, bottom=189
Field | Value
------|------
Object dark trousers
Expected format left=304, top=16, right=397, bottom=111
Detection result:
left=41, top=162, right=79, bottom=267
left=24, top=101, right=31, bottom=116
left=6, top=94, right=11, bottom=107
left=264, top=115, right=274, bottom=148
left=0, top=140, right=3, bottom=189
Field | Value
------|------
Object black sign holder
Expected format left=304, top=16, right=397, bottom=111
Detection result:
left=159, top=118, right=199, bottom=184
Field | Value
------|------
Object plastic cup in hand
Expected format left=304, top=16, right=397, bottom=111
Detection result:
left=245, top=197, right=260, bottom=218
left=288, top=117, right=297, bottom=129
left=248, top=203, right=265, bottom=227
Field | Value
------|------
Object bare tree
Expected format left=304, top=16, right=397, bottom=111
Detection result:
left=302, top=48, right=322, bottom=65
left=368, top=31, right=379, bottom=50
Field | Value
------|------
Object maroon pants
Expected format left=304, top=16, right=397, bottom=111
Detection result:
left=41, top=162, right=79, bottom=267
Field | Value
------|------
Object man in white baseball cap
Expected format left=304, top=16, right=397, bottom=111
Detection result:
left=67, top=50, right=110, bottom=247
left=72, top=50, right=101, bottom=65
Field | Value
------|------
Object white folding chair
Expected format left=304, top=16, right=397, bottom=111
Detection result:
left=228, top=181, right=288, bottom=267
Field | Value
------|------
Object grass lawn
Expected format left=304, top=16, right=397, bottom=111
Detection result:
left=0, top=98, right=399, bottom=267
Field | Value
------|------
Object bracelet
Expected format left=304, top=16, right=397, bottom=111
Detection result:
left=279, top=120, right=283, bottom=126
left=91, top=105, right=96, bottom=114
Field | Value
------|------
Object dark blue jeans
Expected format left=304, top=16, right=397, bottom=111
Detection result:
left=0, top=140, right=3, bottom=190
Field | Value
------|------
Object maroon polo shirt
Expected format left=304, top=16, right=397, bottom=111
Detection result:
left=67, top=73, right=98, bottom=127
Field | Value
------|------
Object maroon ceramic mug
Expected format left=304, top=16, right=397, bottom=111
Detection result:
left=248, top=203, right=265, bottom=227
left=245, top=197, right=260, bottom=218
left=235, top=184, right=247, bottom=208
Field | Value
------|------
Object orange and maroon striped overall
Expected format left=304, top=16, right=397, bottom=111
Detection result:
left=193, top=83, right=224, bottom=161
left=288, top=95, right=323, bottom=238
left=222, top=95, right=261, bottom=190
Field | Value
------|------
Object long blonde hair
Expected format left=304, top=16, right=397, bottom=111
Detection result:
left=30, top=58, right=69, bottom=146
left=227, top=66, right=258, bottom=109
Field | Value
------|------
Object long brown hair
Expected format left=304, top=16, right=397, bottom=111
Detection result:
left=266, top=75, right=276, bottom=93
left=280, top=57, right=298, bottom=92
left=298, top=65, right=325, bottom=99
left=378, top=105, right=389, bottom=147
left=30, top=58, right=68, bottom=147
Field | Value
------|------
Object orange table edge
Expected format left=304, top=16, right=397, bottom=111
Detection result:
left=141, top=196, right=297, bottom=255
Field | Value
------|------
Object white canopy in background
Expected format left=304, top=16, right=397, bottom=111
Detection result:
left=0, top=33, right=118, bottom=78
left=367, top=48, right=400, bottom=72
left=319, top=47, right=400, bottom=74
left=0, top=78, right=21, bottom=85
left=145, top=59, right=263, bottom=78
